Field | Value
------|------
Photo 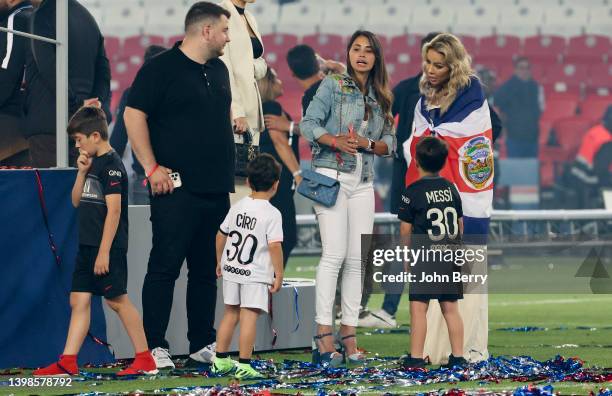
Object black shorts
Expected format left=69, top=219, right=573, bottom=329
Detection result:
left=409, top=293, right=463, bottom=302
left=71, top=245, right=128, bottom=299
left=408, top=261, right=463, bottom=302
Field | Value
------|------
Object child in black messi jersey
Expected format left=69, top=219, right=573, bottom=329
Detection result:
left=397, top=136, right=467, bottom=369
left=34, top=107, right=156, bottom=377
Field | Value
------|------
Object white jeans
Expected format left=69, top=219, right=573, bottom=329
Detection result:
left=313, top=154, right=375, bottom=327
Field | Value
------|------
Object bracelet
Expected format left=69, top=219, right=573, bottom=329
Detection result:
left=331, top=136, right=337, bottom=151
left=289, top=121, right=294, bottom=135
left=292, top=170, right=302, bottom=177
left=146, top=164, right=159, bottom=179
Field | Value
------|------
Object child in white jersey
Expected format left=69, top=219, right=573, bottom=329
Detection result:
left=212, top=154, right=284, bottom=379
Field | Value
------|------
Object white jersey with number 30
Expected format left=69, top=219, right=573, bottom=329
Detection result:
left=219, top=197, right=283, bottom=285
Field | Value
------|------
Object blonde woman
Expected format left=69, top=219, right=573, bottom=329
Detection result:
left=402, top=33, right=493, bottom=366
left=219, top=0, right=267, bottom=202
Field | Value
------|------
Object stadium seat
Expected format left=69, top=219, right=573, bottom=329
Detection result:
left=541, top=95, right=579, bottom=121
left=366, top=3, right=411, bottom=37
left=578, top=95, right=612, bottom=122
left=319, top=4, right=368, bottom=36
left=586, top=6, right=612, bottom=36
left=122, top=35, right=165, bottom=65
left=541, top=6, right=588, bottom=37
left=302, top=34, right=344, bottom=61
left=389, top=34, right=423, bottom=62
left=497, top=5, right=545, bottom=37
left=543, top=63, right=589, bottom=94
left=586, top=64, right=612, bottom=94
left=111, top=58, right=141, bottom=93
left=144, top=5, right=186, bottom=37
left=478, top=35, right=521, bottom=64
left=104, top=36, right=121, bottom=61
left=249, top=2, right=280, bottom=35
left=409, top=6, right=455, bottom=35
left=565, top=35, right=610, bottom=64
left=456, top=35, right=479, bottom=58
left=276, top=3, right=323, bottom=36
left=451, top=5, right=498, bottom=37
left=522, top=35, right=565, bottom=64
left=551, top=116, right=594, bottom=157
left=262, top=33, right=299, bottom=67
left=276, top=90, right=303, bottom=123
left=101, top=5, right=145, bottom=37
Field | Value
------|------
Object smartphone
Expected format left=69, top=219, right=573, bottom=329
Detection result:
left=169, top=172, right=182, bottom=188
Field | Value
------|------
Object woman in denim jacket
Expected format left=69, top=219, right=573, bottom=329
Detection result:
left=300, top=30, right=396, bottom=366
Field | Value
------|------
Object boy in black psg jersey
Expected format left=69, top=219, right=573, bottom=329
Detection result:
left=34, top=107, right=156, bottom=377
left=397, top=137, right=467, bottom=369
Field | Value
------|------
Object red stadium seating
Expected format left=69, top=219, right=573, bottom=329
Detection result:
left=389, top=34, right=423, bottom=60
left=123, top=35, right=165, bottom=64
left=587, top=63, right=612, bottom=93
left=104, top=36, right=121, bottom=61
left=543, top=63, right=589, bottom=94
left=302, top=33, right=345, bottom=61
left=541, top=95, right=579, bottom=121
left=565, top=34, right=611, bottom=64
left=522, top=35, right=565, bottom=64
left=111, top=58, right=141, bottom=93
left=261, top=33, right=298, bottom=67
left=478, top=35, right=521, bottom=64
left=456, top=35, right=478, bottom=58
left=579, top=95, right=612, bottom=122
left=551, top=116, right=595, bottom=157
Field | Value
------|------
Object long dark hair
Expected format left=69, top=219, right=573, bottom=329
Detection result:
left=346, top=30, right=394, bottom=126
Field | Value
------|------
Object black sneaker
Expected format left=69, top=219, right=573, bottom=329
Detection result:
left=442, top=354, right=468, bottom=368
left=400, top=355, right=426, bottom=369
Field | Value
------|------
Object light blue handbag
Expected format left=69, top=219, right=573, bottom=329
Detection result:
left=297, top=169, right=340, bottom=208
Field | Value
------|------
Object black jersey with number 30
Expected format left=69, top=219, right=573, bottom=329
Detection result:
left=397, top=176, right=463, bottom=245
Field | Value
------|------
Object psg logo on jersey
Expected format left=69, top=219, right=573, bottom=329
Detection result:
left=458, top=136, right=494, bottom=190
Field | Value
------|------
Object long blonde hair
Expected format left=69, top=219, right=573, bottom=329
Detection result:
left=419, top=33, right=476, bottom=114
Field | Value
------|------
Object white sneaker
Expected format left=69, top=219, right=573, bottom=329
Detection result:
left=151, top=347, right=175, bottom=369
left=189, top=342, right=216, bottom=363
left=357, top=309, right=397, bottom=328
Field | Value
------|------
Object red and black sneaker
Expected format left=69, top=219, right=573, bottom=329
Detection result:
left=33, top=355, right=78, bottom=376
left=117, top=350, right=158, bottom=376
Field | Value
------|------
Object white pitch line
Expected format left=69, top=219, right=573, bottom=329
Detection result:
left=490, top=297, right=611, bottom=307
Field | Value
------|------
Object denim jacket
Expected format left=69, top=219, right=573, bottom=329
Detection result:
left=300, top=73, right=397, bottom=182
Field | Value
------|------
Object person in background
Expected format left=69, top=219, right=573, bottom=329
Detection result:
left=110, top=45, right=166, bottom=204
left=567, top=105, right=612, bottom=208
left=301, top=30, right=396, bottom=367
left=263, top=44, right=345, bottom=134
left=494, top=56, right=543, bottom=158
left=0, top=0, right=33, bottom=166
left=124, top=2, right=234, bottom=369
left=23, top=0, right=111, bottom=167
left=219, top=0, right=267, bottom=204
left=258, top=68, right=301, bottom=266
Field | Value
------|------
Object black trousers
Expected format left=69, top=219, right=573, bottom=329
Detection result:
left=270, top=185, right=297, bottom=267
left=142, top=188, right=230, bottom=353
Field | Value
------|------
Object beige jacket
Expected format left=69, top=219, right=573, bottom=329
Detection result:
left=219, top=0, right=267, bottom=142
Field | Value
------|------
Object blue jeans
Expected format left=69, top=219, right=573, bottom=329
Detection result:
left=506, top=138, right=538, bottom=158
left=381, top=290, right=403, bottom=316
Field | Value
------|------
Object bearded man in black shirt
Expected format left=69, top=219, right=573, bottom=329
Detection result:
left=124, top=1, right=233, bottom=370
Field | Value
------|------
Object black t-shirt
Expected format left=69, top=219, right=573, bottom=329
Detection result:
left=79, top=150, right=128, bottom=249
left=302, top=79, right=322, bottom=116
left=398, top=176, right=463, bottom=246
left=127, top=42, right=235, bottom=194
left=259, top=101, right=299, bottom=197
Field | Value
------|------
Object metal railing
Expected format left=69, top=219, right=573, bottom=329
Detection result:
left=293, top=210, right=612, bottom=255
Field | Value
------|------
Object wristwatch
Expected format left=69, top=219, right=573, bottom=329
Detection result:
left=367, top=138, right=376, bottom=152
